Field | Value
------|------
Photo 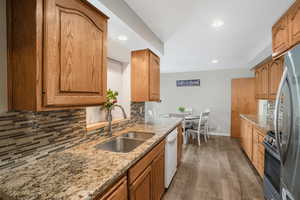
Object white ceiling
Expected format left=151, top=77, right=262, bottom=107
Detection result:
left=124, top=0, right=295, bottom=73
left=90, top=0, right=165, bottom=64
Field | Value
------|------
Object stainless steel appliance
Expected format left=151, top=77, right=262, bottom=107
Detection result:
left=274, top=44, right=300, bottom=200
left=263, top=131, right=281, bottom=200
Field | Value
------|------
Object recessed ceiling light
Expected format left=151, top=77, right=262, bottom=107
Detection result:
left=211, top=59, right=219, bottom=64
left=211, top=19, right=224, bottom=28
left=118, top=35, right=128, bottom=41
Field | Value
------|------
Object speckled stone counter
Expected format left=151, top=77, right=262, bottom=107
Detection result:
left=0, top=118, right=182, bottom=200
left=240, top=114, right=274, bottom=134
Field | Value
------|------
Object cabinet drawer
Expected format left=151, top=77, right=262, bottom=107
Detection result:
left=128, top=140, right=165, bottom=184
left=95, top=177, right=127, bottom=200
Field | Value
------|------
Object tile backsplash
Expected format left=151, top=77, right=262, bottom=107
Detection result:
left=0, top=102, right=145, bottom=170
left=0, top=109, right=86, bottom=170
left=266, top=100, right=275, bottom=120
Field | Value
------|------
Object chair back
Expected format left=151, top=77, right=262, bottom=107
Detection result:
left=197, top=111, right=210, bottom=132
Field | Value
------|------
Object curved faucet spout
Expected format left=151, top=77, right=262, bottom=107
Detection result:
left=107, top=104, right=127, bottom=137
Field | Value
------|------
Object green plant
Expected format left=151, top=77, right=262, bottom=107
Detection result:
left=103, top=89, right=119, bottom=109
left=178, top=106, right=185, bottom=112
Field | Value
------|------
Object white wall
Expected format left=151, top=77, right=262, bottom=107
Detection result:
left=0, top=0, right=7, bottom=113
left=146, top=68, right=254, bottom=136
left=86, top=60, right=131, bottom=124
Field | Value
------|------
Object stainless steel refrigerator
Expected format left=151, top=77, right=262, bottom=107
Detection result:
left=274, top=44, right=300, bottom=200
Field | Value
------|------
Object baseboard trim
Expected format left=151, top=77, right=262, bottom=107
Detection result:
left=209, top=132, right=229, bottom=136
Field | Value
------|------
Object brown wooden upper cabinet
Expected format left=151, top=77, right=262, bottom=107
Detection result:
left=269, top=58, right=284, bottom=99
left=131, top=49, right=160, bottom=102
left=8, top=0, right=108, bottom=111
left=255, top=63, right=269, bottom=99
left=272, top=15, right=290, bottom=57
left=254, top=57, right=284, bottom=100
left=289, top=2, right=300, bottom=48
left=272, top=1, right=300, bottom=58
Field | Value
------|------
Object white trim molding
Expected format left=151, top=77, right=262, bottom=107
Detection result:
left=209, top=132, right=230, bottom=137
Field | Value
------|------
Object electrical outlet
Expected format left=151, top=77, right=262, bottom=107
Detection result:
left=139, top=107, right=143, bottom=114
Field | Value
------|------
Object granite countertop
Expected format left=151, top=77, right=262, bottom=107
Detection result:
left=0, top=118, right=182, bottom=200
left=240, top=114, right=274, bottom=134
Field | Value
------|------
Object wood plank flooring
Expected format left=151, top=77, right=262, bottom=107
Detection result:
left=163, top=136, right=264, bottom=200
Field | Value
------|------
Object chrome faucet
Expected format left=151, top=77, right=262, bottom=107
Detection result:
left=107, top=104, right=127, bottom=137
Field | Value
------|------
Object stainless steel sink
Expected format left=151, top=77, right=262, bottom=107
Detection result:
left=120, top=132, right=154, bottom=140
left=95, top=137, right=144, bottom=153
left=95, top=132, right=154, bottom=153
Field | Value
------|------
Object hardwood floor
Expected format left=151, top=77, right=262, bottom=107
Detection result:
left=163, top=136, right=264, bottom=200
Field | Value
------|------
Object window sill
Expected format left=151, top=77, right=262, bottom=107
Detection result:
left=86, top=119, right=130, bottom=131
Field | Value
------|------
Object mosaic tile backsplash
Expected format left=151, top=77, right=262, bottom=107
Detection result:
left=266, top=100, right=283, bottom=121
left=0, top=102, right=145, bottom=170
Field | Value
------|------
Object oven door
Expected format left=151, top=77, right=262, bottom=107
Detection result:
left=264, top=144, right=281, bottom=196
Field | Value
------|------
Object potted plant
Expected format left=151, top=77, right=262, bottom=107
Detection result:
left=102, top=89, right=119, bottom=120
left=178, top=106, right=185, bottom=113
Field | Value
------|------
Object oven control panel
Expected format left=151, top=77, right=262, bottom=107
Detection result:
left=264, top=131, right=278, bottom=150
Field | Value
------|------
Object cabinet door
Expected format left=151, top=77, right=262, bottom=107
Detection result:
left=289, top=1, right=300, bottom=48
left=268, top=58, right=284, bottom=99
left=129, top=166, right=152, bottom=200
left=177, top=125, right=183, bottom=166
left=272, top=15, right=289, bottom=57
left=252, top=129, right=259, bottom=171
left=261, top=64, right=269, bottom=99
left=43, top=0, right=107, bottom=107
left=240, top=119, right=245, bottom=150
left=151, top=152, right=165, bottom=200
left=257, top=150, right=265, bottom=177
left=255, top=70, right=260, bottom=99
left=257, top=134, right=265, bottom=177
left=149, top=52, right=160, bottom=101
left=245, top=122, right=253, bottom=160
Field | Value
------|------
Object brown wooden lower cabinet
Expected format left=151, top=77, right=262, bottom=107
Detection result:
left=128, top=139, right=166, bottom=200
left=96, top=177, right=128, bottom=200
left=240, top=118, right=265, bottom=177
left=252, top=129, right=259, bottom=170
left=151, top=151, right=165, bottom=200
left=96, top=133, right=183, bottom=200
left=177, top=124, right=183, bottom=166
left=257, top=133, right=265, bottom=177
left=240, top=118, right=253, bottom=160
left=129, top=166, right=152, bottom=200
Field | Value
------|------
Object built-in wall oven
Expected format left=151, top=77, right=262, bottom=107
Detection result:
left=263, top=131, right=281, bottom=200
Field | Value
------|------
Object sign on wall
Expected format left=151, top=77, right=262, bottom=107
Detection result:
left=176, top=79, right=200, bottom=87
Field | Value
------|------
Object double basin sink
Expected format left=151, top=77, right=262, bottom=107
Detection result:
left=95, top=132, right=154, bottom=153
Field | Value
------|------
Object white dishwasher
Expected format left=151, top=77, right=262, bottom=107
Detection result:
left=165, top=129, right=178, bottom=188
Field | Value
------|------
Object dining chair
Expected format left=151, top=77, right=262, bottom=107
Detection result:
left=182, top=118, right=192, bottom=144
left=186, top=111, right=209, bottom=146
left=204, top=109, right=210, bottom=139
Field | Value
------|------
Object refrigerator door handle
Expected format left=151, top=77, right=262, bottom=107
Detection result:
left=274, top=67, right=288, bottom=163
